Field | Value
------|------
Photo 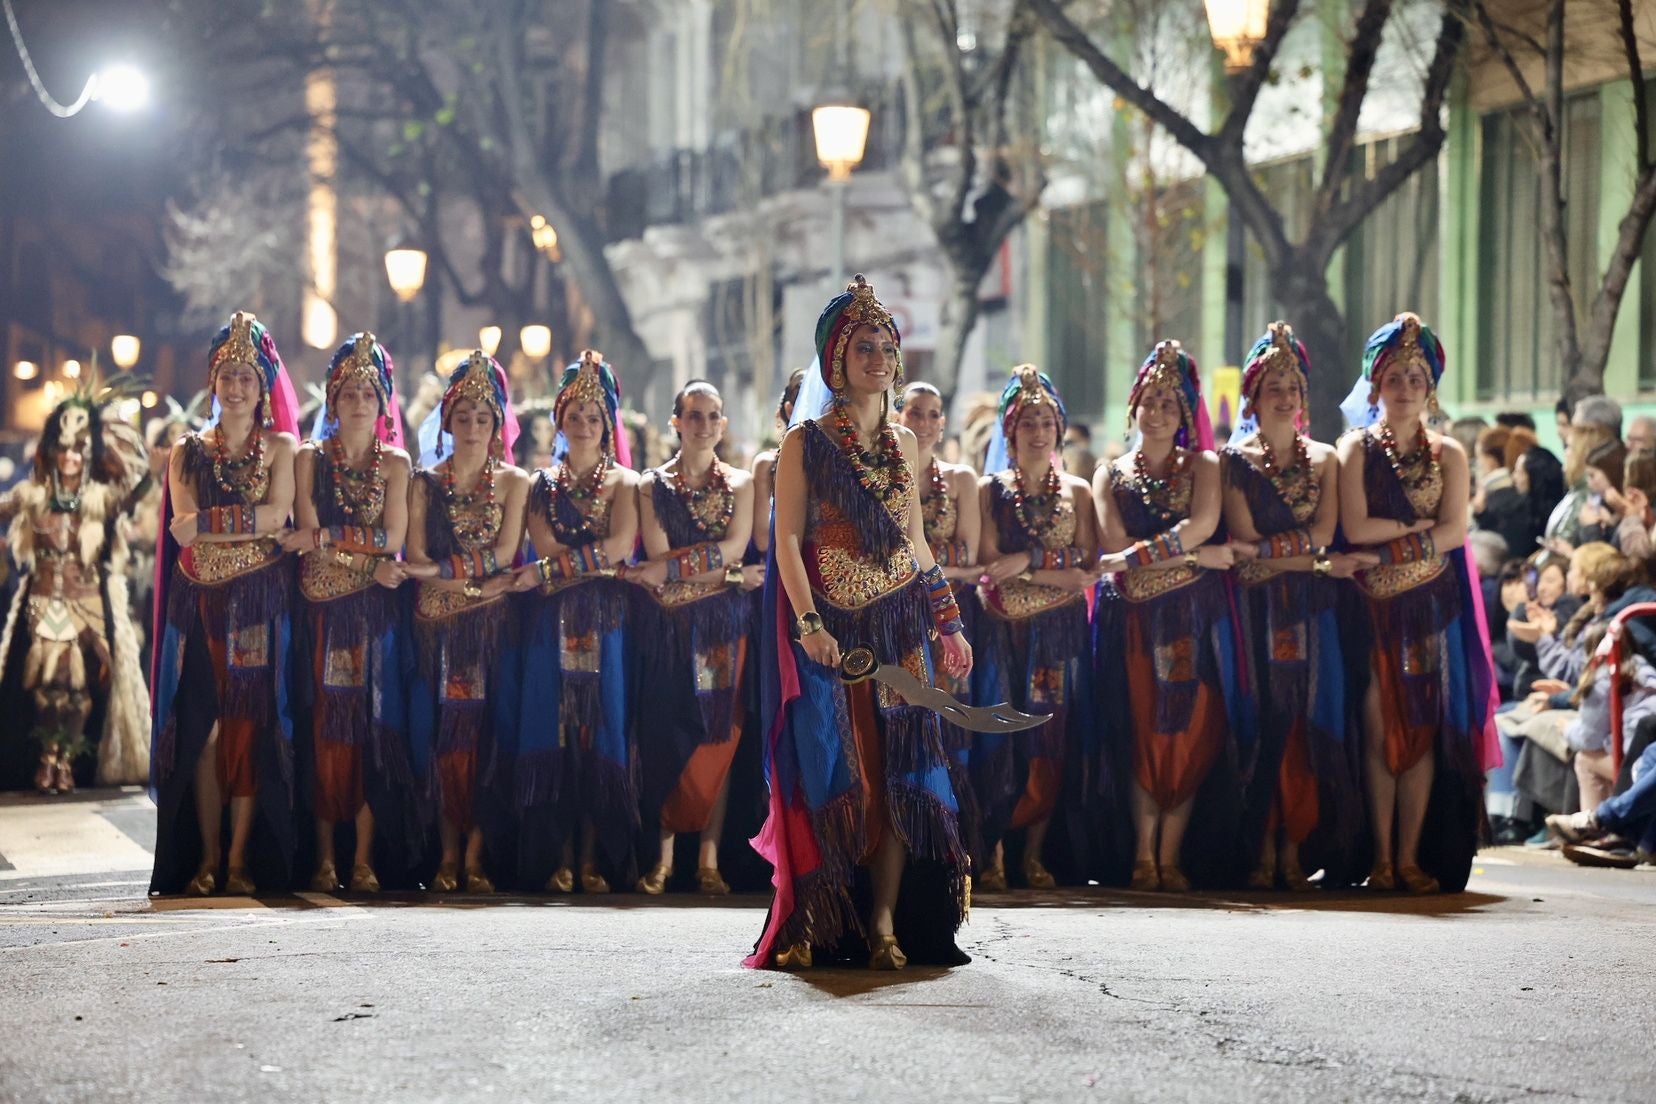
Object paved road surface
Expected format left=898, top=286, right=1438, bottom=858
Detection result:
left=2, top=790, right=1651, bottom=1103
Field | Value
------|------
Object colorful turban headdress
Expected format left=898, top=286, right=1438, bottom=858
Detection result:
left=984, top=363, right=1067, bottom=474
left=1129, top=339, right=1212, bottom=451
left=312, top=332, right=404, bottom=449
left=416, top=350, right=519, bottom=465
left=1340, top=311, right=1447, bottom=429
left=1231, top=321, right=1313, bottom=442
left=552, top=349, right=632, bottom=468
left=813, top=273, right=903, bottom=393
left=205, top=310, right=300, bottom=436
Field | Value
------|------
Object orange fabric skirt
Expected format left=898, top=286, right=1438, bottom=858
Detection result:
left=1128, top=615, right=1222, bottom=811
left=850, top=681, right=889, bottom=864
left=310, top=612, right=366, bottom=823
left=1371, top=637, right=1436, bottom=776
left=204, top=626, right=257, bottom=801
left=437, top=750, right=477, bottom=833
left=660, top=641, right=747, bottom=834
left=1267, top=718, right=1320, bottom=845
left=1009, top=745, right=1061, bottom=830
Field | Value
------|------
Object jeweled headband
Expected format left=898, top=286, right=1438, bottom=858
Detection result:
left=1363, top=311, right=1445, bottom=395
left=1128, top=340, right=1199, bottom=442
left=553, top=349, right=622, bottom=456
left=814, top=273, right=904, bottom=392
left=327, top=331, right=394, bottom=416
left=998, top=363, right=1066, bottom=440
left=440, top=351, right=506, bottom=438
left=1240, top=321, right=1311, bottom=420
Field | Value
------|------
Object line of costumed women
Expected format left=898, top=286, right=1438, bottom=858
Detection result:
left=748, top=275, right=973, bottom=971
left=282, top=333, right=419, bottom=893
left=1221, top=323, right=1365, bottom=890
left=407, top=351, right=529, bottom=894
left=150, top=311, right=302, bottom=896
left=1092, top=341, right=1247, bottom=892
left=514, top=351, right=640, bottom=895
left=1337, top=313, right=1500, bottom=893
left=971, top=366, right=1099, bottom=890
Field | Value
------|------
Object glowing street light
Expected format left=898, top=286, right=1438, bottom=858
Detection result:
left=478, top=326, right=503, bottom=357
left=141, top=390, right=158, bottom=409
left=519, top=325, right=552, bottom=361
left=14, top=360, right=38, bottom=381
left=529, top=215, right=559, bottom=258
left=89, top=64, right=150, bottom=111
left=1203, top=0, right=1271, bottom=73
left=383, top=245, right=428, bottom=303
left=62, top=359, right=82, bottom=380
left=812, top=97, right=872, bottom=289
left=110, top=334, right=141, bottom=369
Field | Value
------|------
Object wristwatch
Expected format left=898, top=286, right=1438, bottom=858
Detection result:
left=1182, top=552, right=1199, bottom=569
left=725, top=566, right=745, bottom=587
left=795, top=610, right=825, bottom=638
left=462, top=578, right=484, bottom=601
left=1312, top=556, right=1332, bottom=576
left=1016, top=569, right=1035, bottom=583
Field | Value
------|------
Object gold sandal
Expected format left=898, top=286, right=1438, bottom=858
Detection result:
left=696, top=867, right=730, bottom=896
left=868, top=934, right=908, bottom=970
left=635, top=863, right=672, bottom=895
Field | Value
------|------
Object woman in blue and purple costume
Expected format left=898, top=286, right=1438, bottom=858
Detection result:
left=627, top=379, right=755, bottom=896
left=1092, top=341, right=1247, bottom=893
left=150, top=311, right=302, bottom=896
left=972, top=365, right=1100, bottom=891
left=747, top=275, right=973, bottom=971
left=1221, top=322, right=1372, bottom=891
left=1336, top=312, right=1499, bottom=894
left=512, top=350, right=641, bottom=895
left=407, top=351, right=529, bottom=894
left=279, top=333, right=423, bottom=893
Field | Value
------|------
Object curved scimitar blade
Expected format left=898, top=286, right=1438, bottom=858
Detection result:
left=865, top=663, right=1048, bottom=734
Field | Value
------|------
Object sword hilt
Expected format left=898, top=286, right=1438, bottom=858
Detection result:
left=838, top=645, right=878, bottom=684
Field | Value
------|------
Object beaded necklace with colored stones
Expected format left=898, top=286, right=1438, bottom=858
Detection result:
left=211, top=425, right=269, bottom=501
left=1010, top=463, right=1065, bottom=547
left=830, top=402, right=910, bottom=513
left=921, top=457, right=954, bottom=537
left=1130, top=448, right=1190, bottom=510
left=328, top=435, right=385, bottom=522
left=1259, top=432, right=1316, bottom=514
left=442, top=456, right=499, bottom=547
left=670, top=454, right=734, bottom=539
left=555, top=453, right=612, bottom=537
left=1378, top=421, right=1438, bottom=495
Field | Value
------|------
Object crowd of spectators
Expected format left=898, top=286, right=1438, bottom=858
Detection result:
left=1471, top=397, right=1656, bottom=869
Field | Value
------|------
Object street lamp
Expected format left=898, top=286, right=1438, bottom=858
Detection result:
left=1203, top=0, right=1270, bottom=73
left=812, top=97, right=872, bottom=288
left=3, top=0, right=150, bottom=117
left=13, top=360, right=38, bottom=381
left=383, top=245, right=428, bottom=303
left=529, top=215, right=560, bottom=260
left=519, top=325, right=552, bottom=361
left=478, top=326, right=503, bottom=357
left=62, top=359, right=82, bottom=380
left=110, top=334, right=141, bottom=369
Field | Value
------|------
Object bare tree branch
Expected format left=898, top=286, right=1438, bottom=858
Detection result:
left=1619, top=0, right=1649, bottom=172
left=1315, top=0, right=1395, bottom=211
left=1213, top=0, right=1304, bottom=148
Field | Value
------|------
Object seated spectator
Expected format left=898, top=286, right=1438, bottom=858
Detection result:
left=1610, top=454, right=1656, bottom=562
left=1506, top=550, right=1578, bottom=698
left=1547, top=396, right=1623, bottom=552
left=1496, top=411, right=1538, bottom=432
left=1627, top=413, right=1656, bottom=457
left=1491, top=559, right=1528, bottom=696
left=1474, top=426, right=1532, bottom=555
left=1513, top=445, right=1565, bottom=554
left=1549, top=720, right=1656, bottom=867
left=1577, top=440, right=1629, bottom=547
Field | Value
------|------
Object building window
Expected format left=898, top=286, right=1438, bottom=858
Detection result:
left=1477, top=92, right=1602, bottom=402
left=1343, top=136, right=1440, bottom=341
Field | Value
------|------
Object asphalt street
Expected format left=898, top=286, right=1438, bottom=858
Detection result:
left=1, top=789, right=1651, bottom=1103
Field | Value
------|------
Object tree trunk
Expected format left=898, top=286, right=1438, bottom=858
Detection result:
left=931, top=274, right=983, bottom=399
left=1275, top=268, right=1350, bottom=441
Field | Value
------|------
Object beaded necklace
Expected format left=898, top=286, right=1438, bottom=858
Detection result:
left=211, top=424, right=268, bottom=499
left=1259, top=432, right=1316, bottom=514
left=1010, top=463, right=1065, bottom=547
left=1130, top=448, right=1189, bottom=512
left=1377, top=420, right=1438, bottom=495
left=328, top=435, right=385, bottom=522
left=442, top=456, right=499, bottom=548
left=49, top=471, right=82, bottom=514
left=554, top=452, right=612, bottom=537
left=829, top=401, right=910, bottom=513
left=670, top=453, right=734, bottom=540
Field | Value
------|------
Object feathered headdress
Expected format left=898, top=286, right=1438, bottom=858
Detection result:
left=1129, top=339, right=1212, bottom=451
left=984, top=363, right=1067, bottom=474
left=205, top=310, right=300, bottom=436
left=314, top=332, right=404, bottom=448
left=1233, top=321, right=1312, bottom=439
left=553, top=349, right=632, bottom=467
left=813, top=273, right=903, bottom=393
left=1341, top=311, right=1447, bottom=429
left=417, top=350, right=518, bottom=464
left=33, top=363, right=149, bottom=496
